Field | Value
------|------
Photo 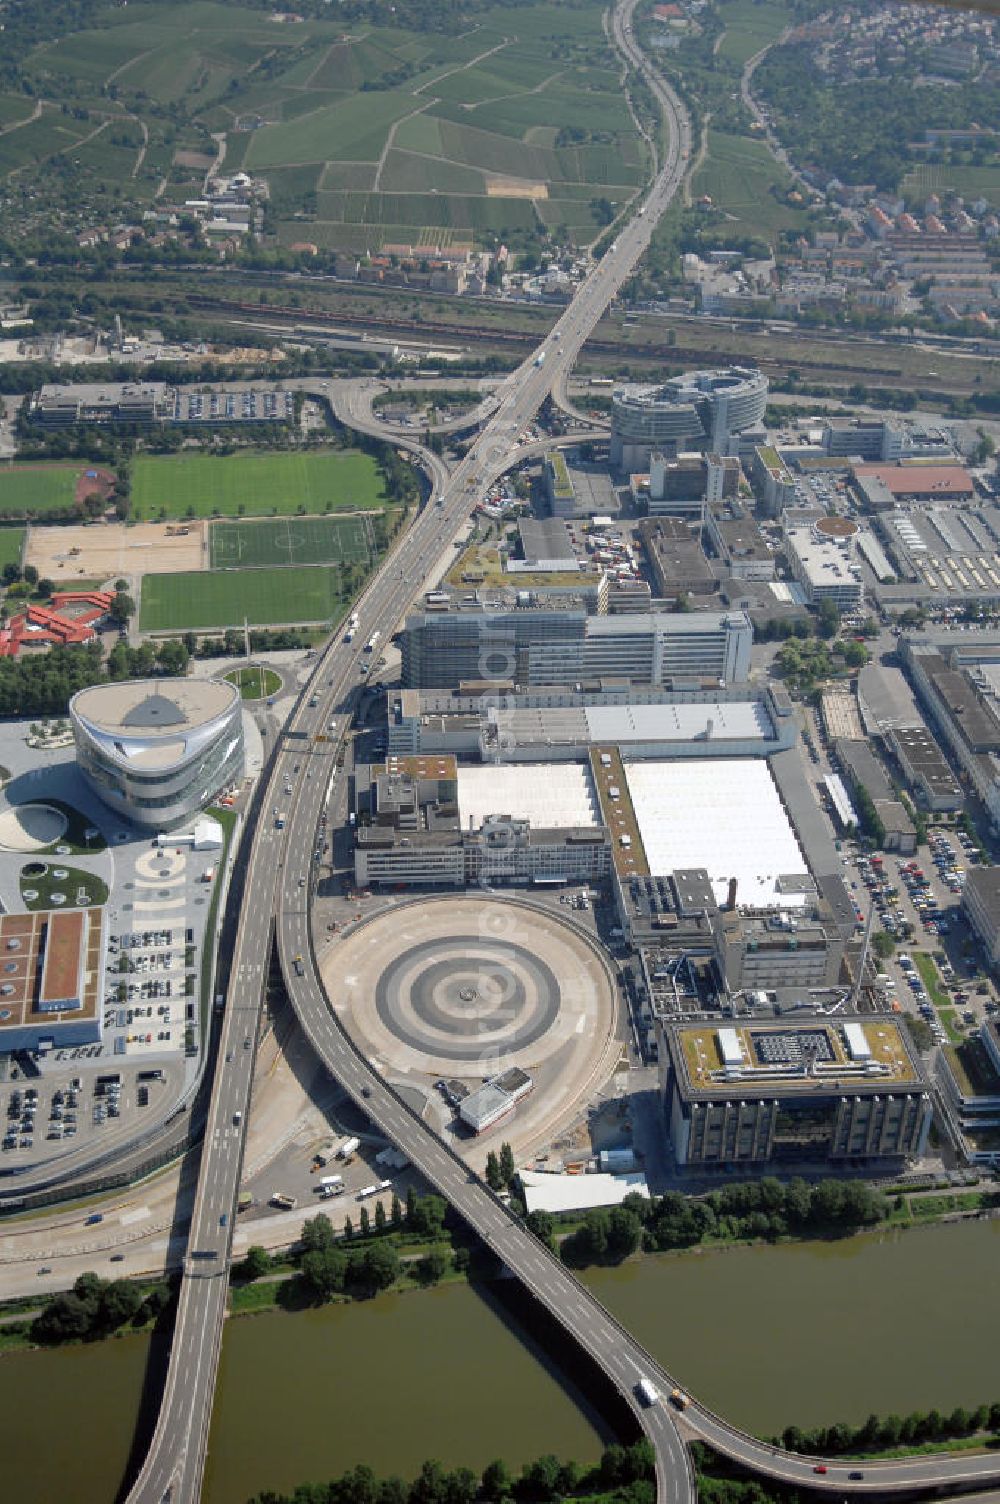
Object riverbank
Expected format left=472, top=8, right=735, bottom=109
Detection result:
left=4, top=1218, right=1000, bottom=1503
left=2, top=1182, right=997, bottom=1359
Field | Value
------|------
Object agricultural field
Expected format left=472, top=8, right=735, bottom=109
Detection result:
left=210, top=514, right=376, bottom=570
left=691, top=130, right=806, bottom=243
left=8, top=0, right=647, bottom=249
left=131, top=451, right=387, bottom=521
left=139, top=565, right=343, bottom=632
left=715, top=0, right=791, bottom=66
left=0, top=465, right=79, bottom=518
left=902, top=163, right=1000, bottom=210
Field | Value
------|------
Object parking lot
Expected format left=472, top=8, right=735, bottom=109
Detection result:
left=173, top=387, right=294, bottom=424
left=105, top=924, right=198, bottom=1054
left=1, top=1062, right=176, bottom=1160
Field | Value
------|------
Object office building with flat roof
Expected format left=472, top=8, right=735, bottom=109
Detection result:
left=0, top=908, right=105, bottom=1052
left=71, top=678, right=244, bottom=830
left=611, top=368, right=767, bottom=470
left=887, top=724, right=963, bottom=812
left=28, top=381, right=172, bottom=427
left=400, top=607, right=752, bottom=689
left=962, top=866, right=1000, bottom=968
left=786, top=525, right=864, bottom=609
left=662, top=1016, right=931, bottom=1168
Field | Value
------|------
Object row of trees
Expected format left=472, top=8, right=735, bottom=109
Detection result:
left=247, top=1441, right=655, bottom=1504
left=0, top=633, right=195, bottom=717
left=641, top=1178, right=887, bottom=1252
left=525, top=1179, right=889, bottom=1269
left=240, top=1191, right=459, bottom=1306
left=779, top=1401, right=1000, bottom=1457
left=31, top=1270, right=172, bottom=1345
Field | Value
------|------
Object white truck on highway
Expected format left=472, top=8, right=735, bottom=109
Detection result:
left=534, top=351, right=546, bottom=367
left=637, top=1377, right=659, bottom=1407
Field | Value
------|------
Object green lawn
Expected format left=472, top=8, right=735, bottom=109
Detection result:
left=223, top=665, right=282, bottom=700
left=913, top=951, right=951, bottom=1010
left=19, top=861, right=109, bottom=911
left=139, top=565, right=343, bottom=630
left=0, top=528, right=25, bottom=570
left=210, top=513, right=375, bottom=568
left=0, top=466, right=78, bottom=517
left=131, top=451, right=388, bottom=520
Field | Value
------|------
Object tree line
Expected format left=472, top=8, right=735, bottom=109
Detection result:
left=0, top=637, right=195, bottom=717
left=527, top=1179, right=888, bottom=1270
left=238, top=1190, right=462, bottom=1307
left=778, top=1401, right=1000, bottom=1458
left=30, top=1270, right=173, bottom=1345
left=247, top=1441, right=656, bottom=1504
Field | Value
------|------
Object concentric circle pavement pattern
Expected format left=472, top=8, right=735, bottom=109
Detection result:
left=375, top=939, right=561, bottom=1061
left=321, top=897, right=618, bottom=1099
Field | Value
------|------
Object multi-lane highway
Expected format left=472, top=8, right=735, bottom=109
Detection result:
left=124, top=7, right=1000, bottom=1502
left=125, top=6, right=693, bottom=1497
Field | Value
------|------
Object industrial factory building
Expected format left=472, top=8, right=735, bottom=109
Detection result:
left=385, top=682, right=797, bottom=763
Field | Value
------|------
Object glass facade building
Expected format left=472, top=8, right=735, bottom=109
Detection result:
left=71, top=679, right=244, bottom=830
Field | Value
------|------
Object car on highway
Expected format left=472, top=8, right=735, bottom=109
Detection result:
left=812, top=1465, right=827, bottom=1474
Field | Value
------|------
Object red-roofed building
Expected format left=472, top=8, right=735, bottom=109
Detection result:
left=654, top=3, right=683, bottom=17
left=0, top=596, right=111, bottom=658
left=853, top=462, right=975, bottom=507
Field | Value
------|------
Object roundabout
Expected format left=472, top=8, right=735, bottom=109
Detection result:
left=320, top=896, right=620, bottom=1148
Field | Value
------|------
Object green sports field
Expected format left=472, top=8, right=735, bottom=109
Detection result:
left=0, top=528, right=25, bottom=571
left=0, top=465, right=78, bottom=517
left=139, top=565, right=342, bottom=631
left=131, top=451, right=388, bottom=520
left=210, top=514, right=374, bottom=569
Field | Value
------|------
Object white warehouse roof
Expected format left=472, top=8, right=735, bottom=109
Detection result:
left=585, top=700, right=771, bottom=745
left=624, top=758, right=810, bottom=908
left=520, top=1170, right=650, bottom=1215
left=457, top=763, right=598, bottom=830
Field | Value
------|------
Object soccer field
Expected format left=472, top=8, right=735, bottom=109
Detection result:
left=132, top=450, right=388, bottom=520
left=139, top=566, right=341, bottom=631
left=210, top=514, right=374, bottom=569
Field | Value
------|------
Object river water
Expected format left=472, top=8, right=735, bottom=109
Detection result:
left=1, top=1218, right=998, bottom=1504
